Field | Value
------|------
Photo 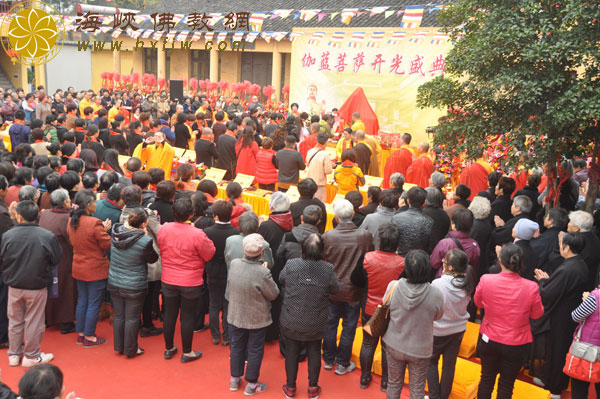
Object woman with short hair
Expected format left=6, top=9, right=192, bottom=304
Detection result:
left=382, top=250, right=444, bottom=399
left=280, top=233, right=340, bottom=399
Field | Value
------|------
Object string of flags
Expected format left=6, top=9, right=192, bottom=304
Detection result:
left=44, top=3, right=454, bottom=35
left=80, top=28, right=453, bottom=47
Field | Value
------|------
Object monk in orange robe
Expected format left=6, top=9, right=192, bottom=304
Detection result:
left=458, top=156, right=493, bottom=201
left=382, top=133, right=415, bottom=189
left=405, top=142, right=434, bottom=188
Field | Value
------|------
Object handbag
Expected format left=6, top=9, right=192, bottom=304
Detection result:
left=363, top=281, right=398, bottom=338
left=563, top=292, right=600, bottom=382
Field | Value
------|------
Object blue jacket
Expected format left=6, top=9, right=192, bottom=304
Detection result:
left=108, top=223, right=157, bottom=291
left=8, top=123, right=30, bottom=150
left=93, top=199, right=122, bottom=226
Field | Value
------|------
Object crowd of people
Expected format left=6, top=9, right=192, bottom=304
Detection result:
left=0, top=84, right=597, bottom=399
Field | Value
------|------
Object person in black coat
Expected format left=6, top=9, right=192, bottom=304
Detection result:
left=487, top=171, right=501, bottom=202
left=148, top=181, right=175, bottom=225
left=173, top=113, right=191, bottom=149
left=0, top=176, right=15, bottom=348
left=126, top=121, right=144, bottom=155
left=490, top=176, right=516, bottom=223
left=257, top=192, right=294, bottom=342
left=203, top=200, right=240, bottom=346
left=512, top=218, right=540, bottom=280
left=567, top=210, right=600, bottom=290
left=289, top=178, right=327, bottom=234
left=514, top=173, right=542, bottom=224
left=194, top=128, right=219, bottom=168
left=530, top=207, right=568, bottom=275
left=469, top=196, right=494, bottom=278
left=532, top=233, right=588, bottom=397
left=423, top=187, right=451, bottom=253
left=359, top=186, right=381, bottom=216
left=216, top=121, right=238, bottom=181
left=491, top=195, right=532, bottom=247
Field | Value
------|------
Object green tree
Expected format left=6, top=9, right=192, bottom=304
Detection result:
left=417, top=0, right=600, bottom=211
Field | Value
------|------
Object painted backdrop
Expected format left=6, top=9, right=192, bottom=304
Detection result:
left=290, top=27, right=453, bottom=144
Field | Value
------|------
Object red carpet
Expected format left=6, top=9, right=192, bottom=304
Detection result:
left=0, top=319, right=399, bottom=399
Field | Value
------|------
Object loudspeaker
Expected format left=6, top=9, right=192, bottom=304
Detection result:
left=169, top=80, right=183, bottom=103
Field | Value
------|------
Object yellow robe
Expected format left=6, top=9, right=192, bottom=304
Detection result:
left=78, top=98, right=92, bottom=115
left=365, top=134, right=382, bottom=177
left=107, top=106, right=120, bottom=123
left=351, top=120, right=366, bottom=132
left=133, top=142, right=175, bottom=178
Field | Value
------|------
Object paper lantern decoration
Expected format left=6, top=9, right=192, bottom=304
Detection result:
left=249, top=84, right=261, bottom=96
left=282, top=85, right=290, bottom=94
left=131, top=72, right=140, bottom=84
left=100, top=72, right=108, bottom=80
left=199, top=79, right=207, bottom=90
left=113, top=73, right=121, bottom=82
left=158, top=77, right=166, bottom=90
left=218, top=80, right=229, bottom=91
left=208, top=82, right=219, bottom=92
left=189, top=78, right=198, bottom=91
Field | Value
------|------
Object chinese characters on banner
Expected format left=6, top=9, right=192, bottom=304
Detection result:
left=303, top=50, right=446, bottom=77
left=75, top=12, right=251, bottom=34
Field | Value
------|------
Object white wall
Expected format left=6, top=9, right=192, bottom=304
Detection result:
left=46, top=44, right=92, bottom=93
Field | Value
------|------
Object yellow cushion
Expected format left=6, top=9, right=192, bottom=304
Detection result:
left=459, top=322, right=481, bottom=359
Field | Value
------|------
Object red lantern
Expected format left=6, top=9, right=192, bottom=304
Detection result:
left=158, top=77, right=166, bottom=90
left=189, top=78, right=198, bottom=91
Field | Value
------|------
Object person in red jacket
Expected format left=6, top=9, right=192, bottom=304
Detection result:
left=235, top=126, right=259, bottom=177
left=66, top=190, right=112, bottom=348
left=351, top=223, right=405, bottom=390
left=474, top=243, right=544, bottom=399
left=299, top=123, right=319, bottom=161
left=255, top=137, right=278, bottom=191
left=157, top=197, right=216, bottom=363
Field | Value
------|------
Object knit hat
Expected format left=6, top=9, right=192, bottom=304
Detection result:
left=243, top=233, right=264, bottom=258
left=514, top=219, right=539, bottom=241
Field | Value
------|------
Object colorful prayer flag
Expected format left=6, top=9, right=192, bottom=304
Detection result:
left=289, top=32, right=303, bottom=42
left=348, top=31, right=365, bottom=48
left=249, top=12, right=267, bottom=31
left=176, top=31, right=189, bottom=42
left=341, top=8, right=358, bottom=24
left=409, top=30, right=428, bottom=44
left=272, top=32, right=288, bottom=42
left=141, top=29, right=153, bottom=39
left=366, top=31, right=385, bottom=48
left=204, top=32, right=215, bottom=42
left=191, top=31, right=203, bottom=41
left=300, top=10, right=320, bottom=22
left=272, top=9, right=293, bottom=19
left=307, top=31, right=325, bottom=46
left=245, top=32, right=259, bottom=43
left=431, top=32, right=449, bottom=45
left=217, top=31, right=228, bottom=43
left=166, top=31, right=177, bottom=41
left=232, top=31, right=245, bottom=42
left=388, top=31, right=406, bottom=45
left=400, top=5, right=424, bottom=28
left=260, top=31, right=272, bottom=43
left=111, top=29, right=122, bottom=39
left=328, top=31, right=345, bottom=48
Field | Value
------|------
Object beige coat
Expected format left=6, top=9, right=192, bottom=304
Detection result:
left=306, top=147, right=333, bottom=186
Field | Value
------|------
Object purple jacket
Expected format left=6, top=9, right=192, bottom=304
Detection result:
left=578, top=290, right=600, bottom=346
left=431, top=231, right=480, bottom=278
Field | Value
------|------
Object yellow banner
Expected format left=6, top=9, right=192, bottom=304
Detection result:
left=290, top=28, right=452, bottom=144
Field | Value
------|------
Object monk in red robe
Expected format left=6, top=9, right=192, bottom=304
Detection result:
left=458, top=153, right=493, bottom=201
left=405, top=142, right=434, bottom=188
left=299, top=123, right=319, bottom=161
left=382, top=133, right=415, bottom=189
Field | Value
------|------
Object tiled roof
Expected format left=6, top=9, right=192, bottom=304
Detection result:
left=140, top=1, right=452, bottom=32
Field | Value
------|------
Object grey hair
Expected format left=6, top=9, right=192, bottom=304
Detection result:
left=569, top=210, right=593, bottom=233
left=469, top=196, right=491, bottom=220
left=333, top=199, right=354, bottom=222
left=430, top=172, right=447, bottom=189
left=302, top=204, right=322, bottom=225
left=239, top=211, right=259, bottom=235
left=269, top=191, right=290, bottom=213
left=390, top=172, right=404, bottom=189
left=513, top=195, right=532, bottom=214
left=425, top=187, right=443, bottom=208
left=201, top=127, right=213, bottom=136
left=49, top=188, right=70, bottom=207
left=355, top=130, right=366, bottom=140
left=18, top=185, right=38, bottom=202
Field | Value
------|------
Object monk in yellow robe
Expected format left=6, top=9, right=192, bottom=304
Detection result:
left=350, top=112, right=366, bottom=132
left=132, top=131, right=175, bottom=178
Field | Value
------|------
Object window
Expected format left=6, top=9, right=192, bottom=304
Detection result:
left=190, top=50, right=210, bottom=80
left=143, top=48, right=157, bottom=75
left=241, top=52, right=273, bottom=87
